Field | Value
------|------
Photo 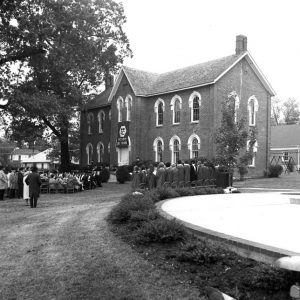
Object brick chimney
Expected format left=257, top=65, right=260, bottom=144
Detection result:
left=235, top=35, right=247, bottom=54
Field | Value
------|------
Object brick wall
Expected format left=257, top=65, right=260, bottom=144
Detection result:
left=80, top=105, right=111, bottom=167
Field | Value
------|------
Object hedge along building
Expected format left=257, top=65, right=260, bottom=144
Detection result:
left=80, top=35, right=275, bottom=177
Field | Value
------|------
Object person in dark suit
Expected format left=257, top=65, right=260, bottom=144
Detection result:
left=25, top=166, right=42, bottom=208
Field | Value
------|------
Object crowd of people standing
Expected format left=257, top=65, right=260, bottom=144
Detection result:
left=131, top=160, right=217, bottom=192
left=0, top=166, right=104, bottom=207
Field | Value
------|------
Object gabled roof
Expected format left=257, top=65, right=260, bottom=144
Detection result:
left=108, top=51, right=275, bottom=102
left=22, top=149, right=51, bottom=163
left=84, top=87, right=112, bottom=110
left=11, top=148, right=40, bottom=155
left=271, top=124, right=300, bottom=148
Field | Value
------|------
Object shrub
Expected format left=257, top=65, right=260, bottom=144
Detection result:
left=175, top=187, right=195, bottom=197
left=116, top=165, right=130, bottom=183
left=242, top=264, right=292, bottom=291
left=100, top=168, right=110, bottom=183
left=132, top=218, right=187, bottom=244
left=268, top=165, right=283, bottom=177
left=155, top=187, right=180, bottom=201
left=129, top=209, right=160, bottom=224
left=107, top=193, right=154, bottom=224
left=177, top=240, right=225, bottom=265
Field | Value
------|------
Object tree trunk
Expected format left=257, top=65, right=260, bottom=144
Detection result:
left=60, top=124, right=70, bottom=172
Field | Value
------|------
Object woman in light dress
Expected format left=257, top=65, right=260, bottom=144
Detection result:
left=23, top=169, right=30, bottom=205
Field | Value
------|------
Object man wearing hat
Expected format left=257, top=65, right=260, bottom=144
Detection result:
left=25, top=166, right=42, bottom=208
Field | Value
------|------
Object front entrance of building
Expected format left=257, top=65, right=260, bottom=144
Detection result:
left=117, top=147, right=129, bottom=166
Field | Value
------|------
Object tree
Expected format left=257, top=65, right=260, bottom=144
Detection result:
left=0, top=0, right=47, bottom=108
left=214, top=92, right=248, bottom=169
left=3, top=0, right=132, bottom=171
left=271, top=97, right=300, bottom=125
left=282, top=97, right=300, bottom=124
left=271, top=97, right=282, bottom=125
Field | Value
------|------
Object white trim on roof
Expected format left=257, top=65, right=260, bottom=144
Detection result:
left=108, top=68, right=126, bottom=103
left=214, top=51, right=275, bottom=96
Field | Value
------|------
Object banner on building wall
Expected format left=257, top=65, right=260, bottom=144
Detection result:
left=116, top=121, right=129, bottom=148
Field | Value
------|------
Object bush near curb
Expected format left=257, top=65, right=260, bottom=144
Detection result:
left=268, top=165, right=283, bottom=177
left=116, top=165, right=130, bottom=183
left=100, top=168, right=110, bottom=183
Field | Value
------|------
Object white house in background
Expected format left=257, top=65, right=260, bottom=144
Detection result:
left=10, top=148, right=40, bottom=163
left=21, top=149, right=52, bottom=170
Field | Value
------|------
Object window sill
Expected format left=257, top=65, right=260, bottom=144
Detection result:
left=190, top=120, right=199, bottom=124
left=172, top=123, right=180, bottom=126
left=156, top=125, right=163, bottom=128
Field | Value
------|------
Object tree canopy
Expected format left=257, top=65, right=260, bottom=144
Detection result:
left=1, top=0, right=132, bottom=170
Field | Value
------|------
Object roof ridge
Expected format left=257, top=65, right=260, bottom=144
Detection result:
left=157, top=53, right=240, bottom=76
left=124, top=53, right=240, bottom=77
left=123, top=65, right=160, bottom=76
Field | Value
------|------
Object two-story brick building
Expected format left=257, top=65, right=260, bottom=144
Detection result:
left=80, top=35, right=275, bottom=177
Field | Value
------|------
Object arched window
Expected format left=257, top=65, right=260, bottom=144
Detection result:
left=125, top=95, right=132, bottom=121
left=248, top=96, right=259, bottom=126
left=173, top=140, right=180, bottom=163
left=187, top=133, right=200, bottom=159
left=153, top=137, right=164, bottom=162
left=97, top=142, right=104, bottom=163
left=97, top=110, right=105, bottom=133
left=87, top=113, right=94, bottom=135
left=169, top=135, right=181, bottom=164
left=86, top=143, right=93, bottom=165
left=170, top=95, right=182, bottom=124
left=189, top=91, right=201, bottom=122
left=227, top=91, right=240, bottom=123
left=116, top=97, right=124, bottom=122
left=154, top=98, right=165, bottom=126
left=247, top=140, right=258, bottom=167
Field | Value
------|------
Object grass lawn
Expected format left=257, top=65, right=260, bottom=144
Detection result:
left=0, top=183, right=200, bottom=300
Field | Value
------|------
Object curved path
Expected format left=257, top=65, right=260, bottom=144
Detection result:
left=0, top=183, right=199, bottom=300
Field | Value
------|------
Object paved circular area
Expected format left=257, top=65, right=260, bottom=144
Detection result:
left=161, top=192, right=300, bottom=254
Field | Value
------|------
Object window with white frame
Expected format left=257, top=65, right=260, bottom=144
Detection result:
left=187, top=133, right=200, bottom=159
left=189, top=91, right=201, bottom=122
left=283, top=151, right=289, bottom=161
left=170, top=95, right=182, bottom=124
left=153, top=137, right=164, bottom=162
left=169, top=135, right=181, bottom=164
left=87, top=112, right=94, bottom=134
left=97, top=142, right=104, bottom=163
left=86, top=143, right=93, bottom=165
left=247, top=140, right=258, bottom=167
left=248, top=96, right=259, bottom=126
left=97, top=110, right=105, bottom=133
left=227, top=91, right=240, bottom=123
left=125, top=95, right=132, bottom=121
left=116, top=97, right=124, bottom=122
left=154, top=98, right=165, bottom=126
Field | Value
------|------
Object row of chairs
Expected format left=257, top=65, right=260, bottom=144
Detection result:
left=40, top=182, right=76, bottom=194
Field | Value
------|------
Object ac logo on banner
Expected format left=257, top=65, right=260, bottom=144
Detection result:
left=116, top=121, right=129, bottom=148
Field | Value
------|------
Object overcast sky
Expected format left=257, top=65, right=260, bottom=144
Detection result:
left=119, top=0, right=300, bottom=102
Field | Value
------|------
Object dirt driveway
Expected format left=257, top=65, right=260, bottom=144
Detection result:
left=0, top=183, right=199, bottom=300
